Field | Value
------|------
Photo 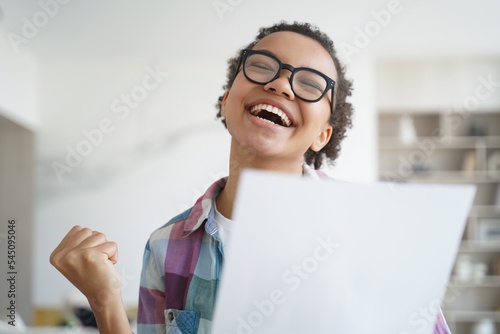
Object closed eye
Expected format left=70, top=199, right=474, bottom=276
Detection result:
left=297, top=79, right=324, bottom=93
left=247, top=62, right=275, bottom=72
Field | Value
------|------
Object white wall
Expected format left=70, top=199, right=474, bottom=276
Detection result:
left=377, top=58, right=500, bottom=112
left=0, top=25, right=38, bottom=130
left=328, top=54, right=377, bottom=182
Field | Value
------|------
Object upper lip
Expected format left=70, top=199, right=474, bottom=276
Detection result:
left=246, top=98, right=296, bottom=127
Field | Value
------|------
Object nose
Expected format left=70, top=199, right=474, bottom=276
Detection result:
left=263, top=70, right=295, bottom=100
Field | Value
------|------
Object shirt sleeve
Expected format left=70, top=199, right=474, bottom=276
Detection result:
left=433, top=308, right=451, bottom=334
left=137, top=240, right=167, bottom=334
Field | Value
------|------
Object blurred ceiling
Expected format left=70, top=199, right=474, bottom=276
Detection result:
left=0, top=0, right=499, bottom=59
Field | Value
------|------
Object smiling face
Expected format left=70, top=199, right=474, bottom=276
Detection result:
left=221, top=31, right=337, bottom=169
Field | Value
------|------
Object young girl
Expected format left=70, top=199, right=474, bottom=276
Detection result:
left=50, top=21, right=450, bottom=334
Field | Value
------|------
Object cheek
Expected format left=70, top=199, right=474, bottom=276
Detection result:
left=223, top=83, right=250, bottom=116
left=221, top=91, right=238, bottom=118
left=222, top=94, right=236, bottom=119
left=302, top=103, right=331, bottom=128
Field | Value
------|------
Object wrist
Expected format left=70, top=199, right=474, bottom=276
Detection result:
left=88, top=297, right=131, bottom=334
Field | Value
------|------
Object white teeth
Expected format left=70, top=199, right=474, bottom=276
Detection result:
left=249, top=104, right=291, bottom=127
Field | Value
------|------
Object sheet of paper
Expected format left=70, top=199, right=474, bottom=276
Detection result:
left=212, top=170, right=476, bottom=334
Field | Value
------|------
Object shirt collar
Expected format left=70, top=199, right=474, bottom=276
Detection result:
left=182, top=177, right=227, bottom=237
left=302, top=164, right=330, bottom=180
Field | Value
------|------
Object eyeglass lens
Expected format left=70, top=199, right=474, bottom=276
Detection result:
left=243, top=52, right=329, bottom=102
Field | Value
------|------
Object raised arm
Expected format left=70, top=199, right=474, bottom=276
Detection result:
left=50, top=225, right=132, bottom=334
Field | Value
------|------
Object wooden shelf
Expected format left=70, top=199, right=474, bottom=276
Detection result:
left=379, top=170, right=500, bottom=183
left=444, top=310, right=500, bottom=322
left=458, top=240, right=500, bottom=252
left=379, top=136, right=500, bottom=149
left=379, top=109, right=500, bottom=115
left=471, top=206, right=500, bottom=217
left=377, top=59, right=500, bottom=332
left=449, top=275, right=500, bottom=287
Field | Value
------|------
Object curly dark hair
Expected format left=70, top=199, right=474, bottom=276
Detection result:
left=216, top=21, right=354, bottom=169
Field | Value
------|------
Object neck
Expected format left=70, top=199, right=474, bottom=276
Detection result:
left=216, top=140, right=304, bottom=219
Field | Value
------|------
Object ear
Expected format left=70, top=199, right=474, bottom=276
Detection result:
left=220, top=90, right=230, bottom=118
left=310, top=124, right=333, bottom=152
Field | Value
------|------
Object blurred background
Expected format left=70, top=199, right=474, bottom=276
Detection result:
left=0, top=0, right=499, bottom=332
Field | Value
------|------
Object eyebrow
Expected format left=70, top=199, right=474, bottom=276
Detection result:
left=252, top=48, right=278, bottom=57
left=252, top=48, right=328, bottom=74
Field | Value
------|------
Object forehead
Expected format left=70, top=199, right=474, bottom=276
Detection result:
left=252, top=31, right=338, bottom=81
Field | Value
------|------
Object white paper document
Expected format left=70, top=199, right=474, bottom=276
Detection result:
left=212, top=170, right=476, bottom=334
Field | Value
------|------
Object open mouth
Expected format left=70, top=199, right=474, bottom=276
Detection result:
left=249, top=104, right=292, bottom=127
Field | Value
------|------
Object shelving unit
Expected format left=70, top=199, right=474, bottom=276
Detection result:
left=378, top=109, right=500, bottom=334
left=376, top=56, right=500, bottom=333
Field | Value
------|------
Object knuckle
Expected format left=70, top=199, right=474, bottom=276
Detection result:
left=49, top=253, right=57, bottom=266
left=50, top=253, right=67, bottom=270
left=94, top=231, right=105, bottom=238
left=80, top=227, right=92, bottom=234
left=80, top=249, right=99, bottom=264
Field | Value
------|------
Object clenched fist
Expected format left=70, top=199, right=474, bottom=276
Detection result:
left=50, top=226, right=131, bottom=333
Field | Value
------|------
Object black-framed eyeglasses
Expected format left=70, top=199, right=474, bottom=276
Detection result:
left=234, top=49, right=336, bottom=112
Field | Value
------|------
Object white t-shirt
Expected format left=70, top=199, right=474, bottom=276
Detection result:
left=213, top=198, right=234, bottom=249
